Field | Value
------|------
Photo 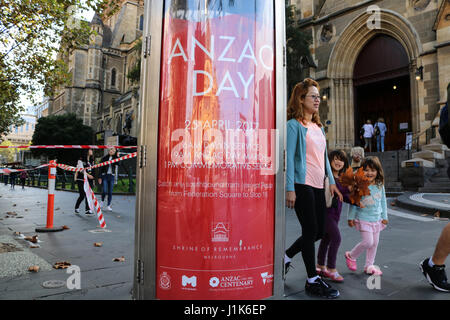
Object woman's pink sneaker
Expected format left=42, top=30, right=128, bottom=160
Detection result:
left=365, top=265, right=383, bottom=276
left=345, top=251, right=357, bottom=271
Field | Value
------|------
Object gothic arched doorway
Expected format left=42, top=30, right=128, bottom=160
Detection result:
left=326, top=9, right=421, bottom=150
left=353, top=34, right=412, bottom=151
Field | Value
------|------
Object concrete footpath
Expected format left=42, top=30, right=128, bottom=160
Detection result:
left=0, top=184, right=135, bottom=300
left=0, top=183, right=449, bottom=300
left=284, top=201, right=450, bottom=300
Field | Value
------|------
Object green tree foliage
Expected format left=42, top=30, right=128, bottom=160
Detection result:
left=285, top=4, right=313, bottom=97
left=0, top=140, right=16, bottom=163
left=0, top=0, right=119, bottom=137
left=31, top=113, right=94, bottom=165
left=0, top=104, right=25, bottom=137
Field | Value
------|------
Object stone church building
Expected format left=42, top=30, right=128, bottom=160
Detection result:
left=48, top=0, right=144, bottom=144
left=289, top=0, right=450, bottom=151
left=47, top=0, right=450, bottom=151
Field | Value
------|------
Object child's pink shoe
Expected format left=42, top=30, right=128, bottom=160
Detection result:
left=345, top=251, right=357, bottom=271
left=316, top=267, right=327, bottom=277
left=316, top=267, right=323, bottom=275
left=323, top=270, right=344, bottom=282
left=364, top=265, right=383, bottom=276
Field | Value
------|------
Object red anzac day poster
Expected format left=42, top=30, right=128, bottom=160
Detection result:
left=156, top=0, right=276, bottom=300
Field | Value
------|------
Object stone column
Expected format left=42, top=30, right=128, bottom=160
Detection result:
left=348, top=79, right=355, bottom=148
left=337, top=78, right=345, bottom=148
left=331, top=78, right=340, bottom=149
left=409, top=60, right=420, bottom=135
left=342, top=78, right=350, bottom=148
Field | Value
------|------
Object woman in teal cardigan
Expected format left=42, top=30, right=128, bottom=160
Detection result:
left=284, top=78, right=342, bottom=299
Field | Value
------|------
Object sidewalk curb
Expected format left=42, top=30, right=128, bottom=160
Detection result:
left=395, top=191, right=450, bottom=218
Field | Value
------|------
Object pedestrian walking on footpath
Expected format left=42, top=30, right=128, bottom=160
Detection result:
left=74, top=149, right=95, bottom=215
left=3, top=172, right=8, bottom=185
left=438, top=83, right=450, bottom=179
left=98, top=147, right=119, bottom=211
left=361, top=120, right=374, bottom=152
left=438, top=83, right=449, bottom=149
left=374, top=118, right=387, bottom=152
left=10, top=169, right=16, bottom=189
left=345, top=156, right=388, bottom=276
left=316, top=150, right=354, bottom=283
left=420, top=222, right=450, bottom=292
left=20, top=170, right=28, bottom=189
left=284, top=78, right=343, bottom=299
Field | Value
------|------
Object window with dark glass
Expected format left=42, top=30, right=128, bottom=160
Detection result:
left=139, top=15, right=144, bottom=31
left=111, top=68, right=116, bottom=87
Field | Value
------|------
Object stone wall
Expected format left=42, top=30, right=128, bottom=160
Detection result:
left=366, top=150, right=410, bottom=182
left=72, top=50, right=87, bottom=88
left=111, top=2, right=143, bottom=48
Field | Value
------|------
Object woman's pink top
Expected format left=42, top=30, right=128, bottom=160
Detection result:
left=304, top=122, right=326, bottom=189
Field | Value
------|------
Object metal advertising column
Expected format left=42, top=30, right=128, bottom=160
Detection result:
left=134, top=0, right=286, bottom=300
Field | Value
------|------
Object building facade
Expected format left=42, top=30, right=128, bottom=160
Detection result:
left=48, top=0, right=144, bottom=143
left=1, top=107, right=37, bottom=163
left=36, top=97, right=49, bottom=119
left=289, top=0, right=450, bottom=151
left=3, top=107, right=37, bottom=146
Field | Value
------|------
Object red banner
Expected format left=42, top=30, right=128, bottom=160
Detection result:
left=156, top=1, right=276, bottom=300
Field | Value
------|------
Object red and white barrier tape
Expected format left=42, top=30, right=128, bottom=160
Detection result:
left=1, top=151, right=137, bottom=228
left=54, top=152, right=137, bottom=228
left=0, top=164, right=49, bottom=174
left=88, top=152, right=137, bottom=170
left=83, top=172, right=106, bottom=229
left=0, top=145, right=137, bottom=149
left=55, top=152, right=137, bottom=172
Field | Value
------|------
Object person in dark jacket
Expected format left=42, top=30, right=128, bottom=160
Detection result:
left=438, top=83, right=449, bottom=179
left=74, top=149, right=95, bottom=214
left=418, top=83, right=450, bottom=293
left=10, top=168, right=16, bottom=189
left=98, top=147, right=119, bottom=211
left=438, top=83, right=449, bottom=148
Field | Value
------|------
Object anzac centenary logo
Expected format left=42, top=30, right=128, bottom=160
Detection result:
left=208, top=275, right=254, bottom=290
